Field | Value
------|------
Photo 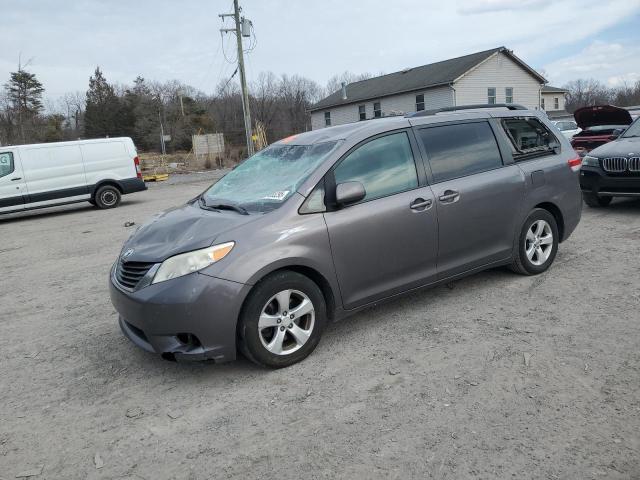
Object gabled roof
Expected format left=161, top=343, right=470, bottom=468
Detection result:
left=311, top=47, right=546, bottom=112
left=542, top=85, right=568, bottom=93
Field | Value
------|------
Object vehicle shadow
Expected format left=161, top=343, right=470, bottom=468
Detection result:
left=601, top=197, right=640, bottom=212
left=0, top=198, right=146, bottom=224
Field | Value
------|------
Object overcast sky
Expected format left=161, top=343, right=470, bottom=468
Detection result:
left=1, top=0, right=639, bottom=102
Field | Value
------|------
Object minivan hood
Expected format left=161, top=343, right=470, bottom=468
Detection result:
left=121, top=202, right=260, bottom=263
left=573, top=105, right=632, bottom=129
left=589, top=136, right=640, bottom=158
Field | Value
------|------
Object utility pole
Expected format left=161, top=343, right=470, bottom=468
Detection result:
left=220, top=0, right=254, bottom=157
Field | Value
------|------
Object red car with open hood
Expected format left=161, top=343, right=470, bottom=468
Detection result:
left=570, top=105, right=632, bottom=156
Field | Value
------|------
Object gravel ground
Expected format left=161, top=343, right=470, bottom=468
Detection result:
left=1, top=172, right=639, bottom=479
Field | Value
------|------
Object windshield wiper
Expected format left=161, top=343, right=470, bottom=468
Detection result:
left=208, top=203, right=249, bottom=215
left=203, top=199, right=249, bottom=215
left=198, top=196, right=219, bottom=211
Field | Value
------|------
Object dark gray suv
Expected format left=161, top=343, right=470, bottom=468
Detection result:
left=110, top=104, right=582, bottom=368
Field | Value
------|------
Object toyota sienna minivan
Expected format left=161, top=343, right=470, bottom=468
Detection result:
left=110, top=104, right=582, bottom=368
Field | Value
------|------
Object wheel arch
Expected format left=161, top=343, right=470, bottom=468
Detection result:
left=533, top=201, right=565, bottom=242
left=242, top=264, right=338, bottom=322
left=91, top=180, right=123, bottom=199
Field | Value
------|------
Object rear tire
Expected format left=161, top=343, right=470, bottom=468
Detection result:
left=583, top=192, right=612, bottom=208
left=511, top=208, right=559, bottom=276
left=94, top=185, right=121, bottom=209
left=238, top=271, right=327, bottom=368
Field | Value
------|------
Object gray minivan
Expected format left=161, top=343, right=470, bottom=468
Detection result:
left=110, top=105, right=582, bottom=368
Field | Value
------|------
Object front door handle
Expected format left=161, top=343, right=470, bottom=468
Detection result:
left=410, top=198, right=433, bottom=211
left=11, top=177, right=22, bottom=181
left=438, top=190, right=460, bottom=203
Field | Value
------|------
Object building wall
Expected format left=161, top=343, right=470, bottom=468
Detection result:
left=540, top=92, right=566, bottom=111
left=310, top=85, right=454, bottom=130
left=454, top=51, right=542, bottom=110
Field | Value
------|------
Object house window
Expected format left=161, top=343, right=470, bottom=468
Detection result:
left=487, top=87, right=496, bottom=104
left=541, top=97, right=545, bottom=110
left=554, top=97, right=559, bottom=110
left=505, top=87, right=513, bottom=104
left=415, top=94, right=425, bottom=111
left=373, top=102, right=382, bottom=118
left=324, top=111, right=331, bottom=127
left=358, top=105, right=366, bottom=121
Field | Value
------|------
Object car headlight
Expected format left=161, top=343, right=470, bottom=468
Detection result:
left=582, top=155, right=599, bottom=167
left=152, top=242, right=235, bottom=284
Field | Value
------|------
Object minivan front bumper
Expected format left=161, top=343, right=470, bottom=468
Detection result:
left=109, top=265, right=250, bottom=362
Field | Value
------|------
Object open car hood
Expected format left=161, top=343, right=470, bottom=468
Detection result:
left=573, top=105, right=632, bottom=129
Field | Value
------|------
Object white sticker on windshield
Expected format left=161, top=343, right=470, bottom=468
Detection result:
left=263, top=190, right=290, bottom=201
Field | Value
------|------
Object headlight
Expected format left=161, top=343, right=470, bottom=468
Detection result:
left=582, top=155, right=599, bottom=167
left=152, top=242, right=235, bottom=284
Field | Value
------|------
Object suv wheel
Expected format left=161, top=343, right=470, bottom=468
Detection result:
left=583, top=192, right=612, bottom=208
left=94, top=185, right=121, bottom=209
left=511, top=209, right=559, bottom=275
left=238, top=271, right=326, bottom=368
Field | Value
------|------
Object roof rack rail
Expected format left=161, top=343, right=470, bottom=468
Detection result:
left=406, top=103, right=528, bottom=118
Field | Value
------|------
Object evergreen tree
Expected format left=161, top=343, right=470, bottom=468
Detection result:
left=84, top=67, right=132, bottom=138
left=4, top=68, right=44, bottom=143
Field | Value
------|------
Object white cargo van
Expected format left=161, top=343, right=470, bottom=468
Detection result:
left=0, top=137, right=146, bottom=215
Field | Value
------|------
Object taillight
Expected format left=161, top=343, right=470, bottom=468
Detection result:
left=568, top=156, right=582, bottom=172
left=134, top=156, right=142, bottom=179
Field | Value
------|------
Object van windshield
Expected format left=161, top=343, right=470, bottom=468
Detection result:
left=202, top=140, right=341, bottom=213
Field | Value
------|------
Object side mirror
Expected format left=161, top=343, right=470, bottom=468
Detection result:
left=612, top=128, right=625, bottom=137
left=335, top=181, right=366, bottom=206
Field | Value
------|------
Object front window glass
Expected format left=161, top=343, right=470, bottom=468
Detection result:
left=0, top=152, right=14, bottom=178
left=334, top=132, right=418, bottom=202
left=622, top=118, right=640, bottom=137
left=203, top=140, right=341, bottom=213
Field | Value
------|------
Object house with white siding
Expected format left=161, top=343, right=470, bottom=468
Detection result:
left=540, top=85, right=571, bottom=120
left=310, top=46, right=547, bottom=130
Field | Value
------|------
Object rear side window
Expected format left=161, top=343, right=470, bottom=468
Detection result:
left=501, top=117, right=559, bottom=160
left=417, top=122, right=503, bottom=183
left=334, top=131, right=418, bottom=202
left=0, top=152, right=14, bottom=178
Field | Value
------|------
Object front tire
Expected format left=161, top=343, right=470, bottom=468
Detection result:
left=238, top=271, right=327, bottom=368
left=511, top=209, right=559, bottom=275
left=94, top=185, right=121, bottom=209
left=583, top=192, right=612, bottom=208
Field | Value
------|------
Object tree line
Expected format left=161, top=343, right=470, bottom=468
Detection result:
left=0, top=67, right=373, bottom=153
left=1, top=66, right=638, bottom=152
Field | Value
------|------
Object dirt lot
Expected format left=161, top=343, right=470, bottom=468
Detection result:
left=1, top=172, right=639, bottom=479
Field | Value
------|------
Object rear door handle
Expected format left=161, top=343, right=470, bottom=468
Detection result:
left=410, top=198, right=433, bottom=211
left=11, top=177, right=22, bottom=181
left=438, top=190, right=460, bottom=203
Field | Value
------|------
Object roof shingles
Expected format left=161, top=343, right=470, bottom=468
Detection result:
left=311, top=46, right=544, bottom=111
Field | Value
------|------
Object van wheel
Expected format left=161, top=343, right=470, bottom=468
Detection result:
left=583, top=192, right=612, bottom=208
left=237, top=271, right=326, bottom=368
left=511, top=208, right=559, bottom=276
left=94, top=185, right=121, bottom=209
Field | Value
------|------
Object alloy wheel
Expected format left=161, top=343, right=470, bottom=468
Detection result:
left=525, top=219, right=553, bottom=266
left=258, top=289, right=315, bottom=355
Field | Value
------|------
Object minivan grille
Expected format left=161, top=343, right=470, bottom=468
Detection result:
left=602, top=157, right=627, bottom=172
left=628, top=157, right=640, bottom=172
left=116, top=261, right=154, bottom=290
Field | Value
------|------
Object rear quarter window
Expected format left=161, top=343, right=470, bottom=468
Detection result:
left=501, top=117, right=559, bottom=161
